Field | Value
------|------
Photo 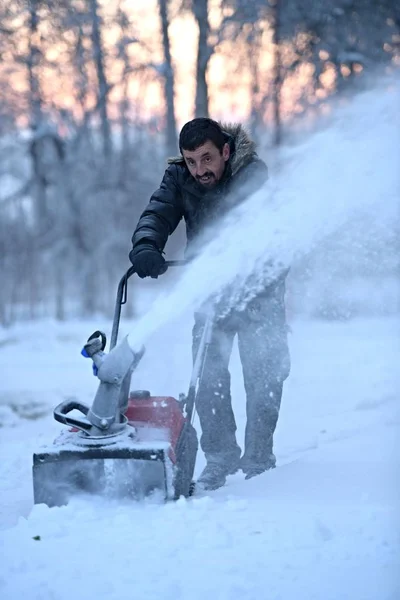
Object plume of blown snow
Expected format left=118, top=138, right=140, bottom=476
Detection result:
left=127, top=78, right=400, bottom=352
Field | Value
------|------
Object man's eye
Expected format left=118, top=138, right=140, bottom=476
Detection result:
left=205, top=157, right=211, bottom=163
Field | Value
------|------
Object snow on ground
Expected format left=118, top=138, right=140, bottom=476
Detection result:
left=0, top=314, right=399, bottom=599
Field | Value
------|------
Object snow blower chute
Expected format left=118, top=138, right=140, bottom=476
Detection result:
left=32, top=262, right=211, bottom=507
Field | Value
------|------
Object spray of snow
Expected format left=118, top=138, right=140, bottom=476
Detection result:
left=125, top=79, right=399, bottom=350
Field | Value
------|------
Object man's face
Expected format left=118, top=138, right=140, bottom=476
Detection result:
left=182, top=140, right=230, bottom=189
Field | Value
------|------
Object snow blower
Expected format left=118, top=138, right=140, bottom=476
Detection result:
left=32, top=262, right=212, bottom=507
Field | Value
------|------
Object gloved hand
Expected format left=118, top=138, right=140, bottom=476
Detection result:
left=129, top=243, right=167, bottom=278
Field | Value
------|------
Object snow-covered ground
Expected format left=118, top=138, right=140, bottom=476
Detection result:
left=0, top=314, right=399, bottom=599
left=1, top=77, right=399, bottom=599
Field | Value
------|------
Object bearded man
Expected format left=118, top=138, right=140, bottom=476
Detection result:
left=129, top=118, right=290, bottom=490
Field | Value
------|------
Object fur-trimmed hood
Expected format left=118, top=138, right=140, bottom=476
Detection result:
left=220, top=122, right=257, bottom=176
left=168, top=122, right=257, bottom=177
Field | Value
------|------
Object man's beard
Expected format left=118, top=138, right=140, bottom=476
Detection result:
left=196, top=172, right=217, bottom=188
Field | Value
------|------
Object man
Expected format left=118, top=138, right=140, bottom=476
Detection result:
left=129, top=118, right=290, bottom=490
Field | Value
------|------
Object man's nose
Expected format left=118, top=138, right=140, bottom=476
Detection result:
left=197, top=164, right=206, bottom=176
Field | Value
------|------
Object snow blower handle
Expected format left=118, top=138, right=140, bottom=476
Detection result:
left=53, top=399, right=92, bottom=432
left=110, top=260, right=187, bottom=349
left=183, top=309, right=215, bottom=423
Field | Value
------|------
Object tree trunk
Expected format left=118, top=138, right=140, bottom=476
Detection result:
left=27, top=0, right=47, bottom=224
left=158, top=0, right=178, bottom=155
left=193, top=0, right=210, bottom=117
left=27, top=1, right=42, bottom=128
left=248, top=23, right=263, bottom=143
left=271, top=0, right=282, bottom=147
left=119, top=67, right=130, bottom=185
left=116, top=6, right=131, bottom=184
left=75, top=23, right=90, bottom=122
left=89, top=0, right=112, bottom=158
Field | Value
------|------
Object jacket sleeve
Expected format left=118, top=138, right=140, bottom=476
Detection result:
left=131, top=164, right=183, bottom=252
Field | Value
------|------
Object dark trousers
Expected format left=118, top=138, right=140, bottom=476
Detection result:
left=192, top=281, right=291, bottom=469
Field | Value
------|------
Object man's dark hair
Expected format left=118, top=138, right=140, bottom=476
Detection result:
left=179, top=118, right=226, bottom=154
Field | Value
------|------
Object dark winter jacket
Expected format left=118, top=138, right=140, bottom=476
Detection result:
left=130, top=123, right=269, bottom=257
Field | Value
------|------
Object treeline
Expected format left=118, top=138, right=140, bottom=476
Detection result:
left=0, top=0, right=398, bottom=324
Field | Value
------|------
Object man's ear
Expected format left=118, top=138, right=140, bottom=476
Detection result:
left=222, top=142, right=230, bottom=161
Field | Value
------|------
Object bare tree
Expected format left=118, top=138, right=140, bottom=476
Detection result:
left=158, top=0, right=178, bottom=154
left=26, top=0, right=49, bottom=224
left=271, top=0, right=282, bottom=146
left=116, top=5, right=135, bottom=184
left=89, top=0, right=112, bottom=158
left=193, top=0, right=211, bottom=117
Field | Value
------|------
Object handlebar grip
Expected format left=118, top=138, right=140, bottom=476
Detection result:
left=53, top=400, right=91, bottom=432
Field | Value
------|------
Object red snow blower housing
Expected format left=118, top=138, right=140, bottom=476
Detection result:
left=32, top=262, right=209, bottom=507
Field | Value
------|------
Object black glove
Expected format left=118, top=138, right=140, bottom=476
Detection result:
left=129, top=243, right=167, bottom=279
